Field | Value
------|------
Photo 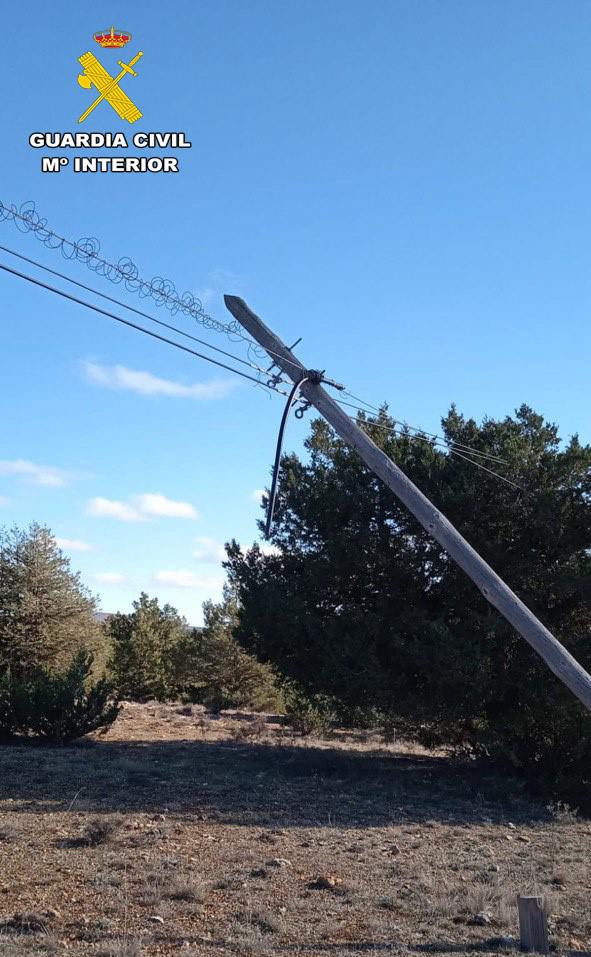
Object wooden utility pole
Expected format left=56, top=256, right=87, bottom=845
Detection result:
left=225, top=294, right=591, bottom=714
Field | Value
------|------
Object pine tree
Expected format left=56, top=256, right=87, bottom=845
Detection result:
left=226, top=405, right=591, bottom=801
left=0, top=523, right=101, bottom=675
left=108, top=593, right=187, bottom=700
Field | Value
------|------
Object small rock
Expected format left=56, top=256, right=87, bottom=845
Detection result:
left=377, top=895, right=396, bottom=910
left=308, top=875, right=342, bottom=890
left=250, top=867, right=268, bottom=878
left=148, top=915, right=164, bottom=924
left=469, top=912, right=492, bottom=926
left=517, top=834, right=530, bottom=843
left=266, top=858, right=292, bottom=868
left=507, top=822, right=516, bottom=829
left=488, top=863, right=500, bottom=872
left=258, top=833, right=276, bottom=844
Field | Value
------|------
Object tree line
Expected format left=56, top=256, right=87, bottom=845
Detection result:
left=225, top=404, right=591, bottom=806
left=0, top=524, right=281, bottom=742
left=1, top=402, right=589, bottom=807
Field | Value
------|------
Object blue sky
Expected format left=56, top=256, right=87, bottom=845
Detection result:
left=0, top=1, right=589, bottom=623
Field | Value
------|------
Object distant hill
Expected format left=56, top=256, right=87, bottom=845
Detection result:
left=95, top=612, right=114, bottom=624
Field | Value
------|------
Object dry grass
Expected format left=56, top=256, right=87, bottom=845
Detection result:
left=0, top=700, right=589, bottom=956
left=96, top=940, right=142, bottom=957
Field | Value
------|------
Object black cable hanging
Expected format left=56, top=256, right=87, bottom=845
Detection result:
left=265, top=376, right=310, bottom=538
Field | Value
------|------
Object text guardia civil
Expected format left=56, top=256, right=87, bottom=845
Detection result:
left=29, top=132, right=192, bottom=174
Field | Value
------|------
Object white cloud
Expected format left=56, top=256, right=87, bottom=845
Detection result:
left=87, top=497, right=144, bottom=522
left=251, top=488, right=267, bottom=503
left=0, top=459, right=79, bottom=488
left=135, top=493, right=198, bottom=520
left=154, top=569, right=222, bottom=589
left=87, top=493, right=198, bottom=522
left=192, top=536, right=226, bottom=563
left=84, top=362, right=236, bottom=400
left=56, top=537, right=93, bottom=553
left=94, top=572, right=127, bottom=586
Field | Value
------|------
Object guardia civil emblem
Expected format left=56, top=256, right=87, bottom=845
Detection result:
left=77, top=27, right=143, bottom=124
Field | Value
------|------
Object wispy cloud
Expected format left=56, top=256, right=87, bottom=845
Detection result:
left=251, top=488, right=267, bottom=503
left=0, top=459, right=81, bottom=488
left=196, top=268, right=248, bottom=309
left=87, top=493, right=199, bottom=522
left=94, top=572, right=127, bottom=586
left=56, top=537, right=93, bottom=553
left=84, top=362, right=236, bottom=400
left=154, top=569, right=223, bottom=589
left=195, top=286, right=216, bottom=308
left=192, top=536, right=226, bottom=563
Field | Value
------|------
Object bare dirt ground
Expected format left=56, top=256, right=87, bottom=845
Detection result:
left=0, top=702, right=589, bottom=957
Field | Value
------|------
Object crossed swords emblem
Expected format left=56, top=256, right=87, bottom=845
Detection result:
left=77, top=50, right=144, bottom=124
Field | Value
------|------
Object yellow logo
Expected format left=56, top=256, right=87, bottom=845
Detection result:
left=77, top=32, right=143, bottom=125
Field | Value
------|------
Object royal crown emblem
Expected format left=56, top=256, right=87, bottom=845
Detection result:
left=94, top=26, right=131, bottom=49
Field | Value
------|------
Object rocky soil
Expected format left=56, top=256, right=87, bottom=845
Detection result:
left=0, top=701, right=589, bottom=956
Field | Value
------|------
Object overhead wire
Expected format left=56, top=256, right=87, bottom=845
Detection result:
left=0, top=202, right=307, bottom=378
left=0, top=226, right=521, bottom=491
left=341, top=389, right=381, bottom=413
left=349, top=416, right=522, bottom=490
left=3, top=204, right=513, bottom=425
left=337, top=397, right=510, bottom=467
left=0, top=259, right=290, bottom=396
left=444, top=447, right=522, bottom=489
left=0, top=243, right=278, bottom=382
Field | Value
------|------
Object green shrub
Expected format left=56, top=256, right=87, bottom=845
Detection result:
left=174, top=628, right=284, bottom=713
left=283, top=684, right=334, bottom=736
left=0, top=650, right=119, bottom=743
left=172, top=590, right=284, bottom=713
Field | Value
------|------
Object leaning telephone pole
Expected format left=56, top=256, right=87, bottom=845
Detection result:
left=225, top=294, right=591, bottom=714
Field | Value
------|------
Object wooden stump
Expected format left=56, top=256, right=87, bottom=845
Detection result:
left=518, top=895, right=549, bottom=954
